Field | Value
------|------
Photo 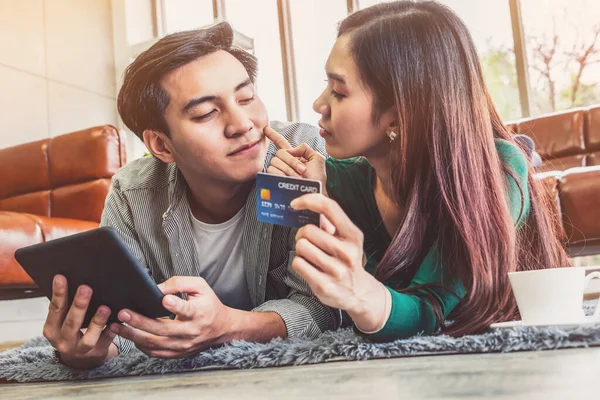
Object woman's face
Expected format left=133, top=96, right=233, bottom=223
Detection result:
left=313, top=34, right=395, bottom=160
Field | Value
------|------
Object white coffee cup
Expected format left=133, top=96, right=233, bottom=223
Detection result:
left=508, top=267, right=600, bottom=325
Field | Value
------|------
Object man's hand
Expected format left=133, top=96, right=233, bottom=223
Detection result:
left=264, top=126, right=328, bottom=193
left=111, top=277, right=236, bottom=358
left=42, top=275, right=119, bottom=369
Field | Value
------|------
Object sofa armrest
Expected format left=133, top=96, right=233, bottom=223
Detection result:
left=0, top=211, right=97, bottom=288
left=558, top=166, right=600, bottom=257
left=534, top=171, right=565, bottom=240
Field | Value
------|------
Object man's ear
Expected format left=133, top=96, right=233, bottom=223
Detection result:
left=143, top=130, right=176, bottom=163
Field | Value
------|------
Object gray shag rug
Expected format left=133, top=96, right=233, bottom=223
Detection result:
left=1, top=301, right=599, bottom=383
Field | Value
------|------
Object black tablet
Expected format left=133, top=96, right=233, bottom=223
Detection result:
left=14, top=227, right=171, bottom=327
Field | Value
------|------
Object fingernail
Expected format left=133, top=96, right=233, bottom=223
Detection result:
left=290, top=199, right=297, bottom=209
left=56, top=274, right=67, bottom=286
left=297, top=164, right=307, bottom=173
left=157, top=283, right=165, bottom=291
left=119, top=311, right=131, bottom=322
left=164, top=295, right=176, bottom=307
left=109, top=324, right=120, bottom=334
left=79, top=286, right=91, bottom=298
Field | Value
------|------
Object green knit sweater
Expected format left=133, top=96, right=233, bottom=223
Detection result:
left=325, top=139, right=530, bottom=340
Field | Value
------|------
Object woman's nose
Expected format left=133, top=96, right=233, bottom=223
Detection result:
left=313, top=92, right=330, bottom=118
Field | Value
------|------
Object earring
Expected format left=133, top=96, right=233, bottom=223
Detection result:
left=387, top=131, right=397, bottom=142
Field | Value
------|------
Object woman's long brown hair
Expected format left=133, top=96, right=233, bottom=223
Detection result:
left=339, top=1, right=569, bottom=335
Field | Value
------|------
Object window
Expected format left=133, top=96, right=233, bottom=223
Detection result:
left=289, top=0, right=348, bottom=124
left=225, top=0, right=288, bottom=122
left=521, top=0, right=600, bottom=115
left=432, top=1, right=523, bottom=120
left=120, top=0, right=600, bottom=128
left=125, top=0, right=155, bottom=45
left=358, top=1, right=522, bottom=121
left=164, top=0, right=214, bottom=33
left=358, top=0, right=396, bottom=9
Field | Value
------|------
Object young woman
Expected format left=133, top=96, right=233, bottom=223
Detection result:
left=265, top=0, right=568, bottom=340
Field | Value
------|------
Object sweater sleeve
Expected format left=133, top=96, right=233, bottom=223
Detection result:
left=364, top=246, right=466, bottom=341
left=361, top=140, right=530, bottom=341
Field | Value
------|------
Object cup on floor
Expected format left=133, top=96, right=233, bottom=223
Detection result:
left=508, top=267, right=600, bottom=325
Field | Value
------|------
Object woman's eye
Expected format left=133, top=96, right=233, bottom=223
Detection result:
left=192, top=110, right=216, bottom=121
left=240, top=96, right=255, bottom=104
left=331, top=90, right=345, bottom=100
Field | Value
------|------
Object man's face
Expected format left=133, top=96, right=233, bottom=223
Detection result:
left=160, top=50, right=269, bottom=186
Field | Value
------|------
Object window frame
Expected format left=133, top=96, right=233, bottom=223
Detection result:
left=113, top=0, right=537, bottom=135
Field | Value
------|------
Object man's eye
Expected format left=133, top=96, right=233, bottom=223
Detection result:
left=240, top=96, right=255, bottom=104
left=192, top=110, right=216, bottom=121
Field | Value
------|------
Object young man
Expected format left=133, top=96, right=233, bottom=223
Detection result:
left=42, top=22, right=340, bottom=369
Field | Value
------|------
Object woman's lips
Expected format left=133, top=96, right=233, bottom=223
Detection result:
left=319, top=128, right=330, bottom=138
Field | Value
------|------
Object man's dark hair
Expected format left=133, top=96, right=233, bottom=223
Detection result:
left=117, top=22, right=257, bottom=139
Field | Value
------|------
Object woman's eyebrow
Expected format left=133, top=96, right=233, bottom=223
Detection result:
left=326, top=72, right=347, bottom=85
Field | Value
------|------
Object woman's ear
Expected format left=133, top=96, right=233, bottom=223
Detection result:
left=143, top=130, right=176, bottom=163
left=380, top=108, right=399, bottom=142
left=385, top=121, right=399, bottom=139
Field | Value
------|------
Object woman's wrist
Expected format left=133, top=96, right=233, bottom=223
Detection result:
left=347, top=275, right=392, bottom=333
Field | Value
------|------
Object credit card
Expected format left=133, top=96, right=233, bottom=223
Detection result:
left=256, top=172, right=321, bottom=229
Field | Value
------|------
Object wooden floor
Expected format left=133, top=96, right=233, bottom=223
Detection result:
left=0, top=341, right=25, bottom=352
left=2, top=347, right=599, bottom=400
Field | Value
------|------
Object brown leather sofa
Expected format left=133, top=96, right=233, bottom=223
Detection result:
left=0, top=125, right=126, bottom=299
left=507, top=104, right=600, bottom=257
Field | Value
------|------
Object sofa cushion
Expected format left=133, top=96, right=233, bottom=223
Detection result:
left=587, top=151, right=600, bottom=166
left=0, top=125, right=126, bottom=223
left=518, top=109, right=586, bottom=159
left=558, top=166, right=600, bottom=248
left=48, top=126, right=125, bottom=187
left=0, top=191, right=50, bottom=216
left=51, top=179, right=112, bottom=222
left=0, top=139, right=50, bottom=199
left=539, top=154, right=586, bottom=172
left=585, top=105, right=600, bottom=152
left=0, top=212, right=97, bottom=288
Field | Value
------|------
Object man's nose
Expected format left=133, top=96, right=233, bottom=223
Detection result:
left=225, top=105, right=254, bottom=138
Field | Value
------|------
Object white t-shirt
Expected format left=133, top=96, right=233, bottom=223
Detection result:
left=189, top=206, right=253, bottom=311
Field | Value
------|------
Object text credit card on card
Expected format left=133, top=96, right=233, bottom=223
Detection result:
left=256, top=172, right=321, bottom=229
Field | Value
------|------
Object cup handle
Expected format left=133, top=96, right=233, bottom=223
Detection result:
left=584, top=271, right=600, bottom=318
